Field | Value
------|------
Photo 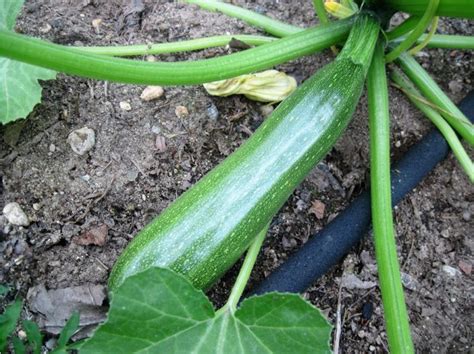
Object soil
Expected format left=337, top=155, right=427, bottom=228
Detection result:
left=1, top=0, right=473, bottom=352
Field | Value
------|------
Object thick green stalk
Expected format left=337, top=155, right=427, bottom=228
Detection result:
left=396, top=53, right=474, bottom=145
left=392, top=34, right=474, bottom=50
left=385, top=0, right=439, bottom=63
left=385, top=16, right=420, bottom=40
left=183, top=0, right=302, bottom=37
left=76, top=34, right=275, bottom=57
left=391, top=70, right=474, bottom=182
left=217, top=224, right=270, bottom=315
left=367, top=41, right=414, bottom=354
left=0, top=18, right=353, bottom=85
left=381, top=0, right=474, bottom=18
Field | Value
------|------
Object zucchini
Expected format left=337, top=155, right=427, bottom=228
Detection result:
left=109, top=13, right=380, bottom=291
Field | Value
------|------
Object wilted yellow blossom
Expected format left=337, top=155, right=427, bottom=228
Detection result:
left=203, top=70, right=297, bottom=103
left=324, top=0, right=358, bottom=19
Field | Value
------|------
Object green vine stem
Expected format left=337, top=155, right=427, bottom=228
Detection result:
left=367, top=41, right=415, bottom=354
left=312, top=0, right=330, bottom=25
left=396, top=53, right=474, bottom=145
left=408, top=16, right=439, bottom=55
left=385, top=0, right=439, bottom=62
left=392, top=34, right=474, bottom=50
left=183, top=0, right=301, bottom=37
left=76, top=34, right=275, bottom=57
left=217, top=224, right=270, bottom=315
left=385, top=16, right=420, bottom=41
left=391, top=70, right=474, bottom=182
left=0, top=18, right=353, bottom=85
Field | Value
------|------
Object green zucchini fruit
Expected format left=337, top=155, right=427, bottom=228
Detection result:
left=109, top=13, right=380, bottom=291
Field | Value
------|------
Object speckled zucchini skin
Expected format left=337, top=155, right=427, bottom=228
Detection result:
left=109, top=14, right=380, bottom=291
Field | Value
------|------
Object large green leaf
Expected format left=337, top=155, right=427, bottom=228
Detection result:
left=0, top=0, right=56, bottom=125
left=0, top=299, right=23, bottom=351
left=82, top=268, right=332, bottom=353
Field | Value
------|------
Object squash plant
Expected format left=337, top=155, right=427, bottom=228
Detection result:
left=1, top=0, right=473, bottom=352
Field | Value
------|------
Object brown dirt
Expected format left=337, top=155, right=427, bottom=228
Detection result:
left=1, top=0, right=473, bottom=352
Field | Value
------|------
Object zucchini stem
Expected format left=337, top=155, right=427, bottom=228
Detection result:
left=182, top=0, right=301, bottom=37
left=0, top=18, right=353, bottom=85
left=391, top=33, right=474, bottom=50
left=385, top=0, right=439, bottom=62
left=408, top=16, right=439, bottom=55
left=396, top=53, right=474, bottom=145
left=368, top=41, right=415, bottom=354
left=217, top=224, right=270, bottom=314
left=391, top=70, right=474, bottom=182
left=385, top=16, right=420, bottom=41
left=76, top=34, right=276, bottom=57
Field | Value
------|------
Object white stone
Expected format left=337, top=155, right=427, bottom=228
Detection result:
left=119, top=101, right=132, bottom=111
left=442, top=265, right=461, bottom=277
left=3, top=202, right=29, bottom=226
left=67, top=127, right=95, bottom=155
left=140, top=86, right=164, bottom=101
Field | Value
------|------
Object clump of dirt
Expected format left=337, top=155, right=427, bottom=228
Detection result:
left=1, top=0, right=472, bottom=352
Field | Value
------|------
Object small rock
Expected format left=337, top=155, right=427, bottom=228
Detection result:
left=206, top=103, right=219, bottom=120
left=462, top=211, right=471, bottom=221
left=175, top=105, right=189, bottom=118
left=49, top=144, right=56, bottom=152
left=458, top=260, right=471, bottom=275
left=309, top=200, right=325, bottom=220
left=146, top=55, right=156, bottom=62
left=341, top=273, right=376, bottom=290
left=73, top=224, right=108, bottom=246
left=442, top=265, right=461, bottom=277
left=140, top=86, right=164, bottom=101
left=39, top=23, right=52, bottom=33
left=448, top=80, right=463, bottom=94
left=155, top=135, right=167, bottom=153
left=67, top=127, right=95, bottom=155
left=259, top=104, right=274, bottom=117
left=151, top=125, right=161, bottom=134
left=119, top=101, right=132, bottom=111
left=3, top=202, right=29, bottom=226
left=32, top=203, right=41, bottom=211
left=126, top=170, right=139, bottom=182
left=400, top=272, right=420, bottom=291
left=91, top=18, right=102, bottom=32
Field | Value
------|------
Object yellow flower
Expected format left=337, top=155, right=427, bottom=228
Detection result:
left=324, top=0, right=358, bottom=19
left=203, top=70, right=297, bottom=103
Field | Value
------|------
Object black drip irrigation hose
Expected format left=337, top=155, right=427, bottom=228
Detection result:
left=249, top=90, right=474, bottom=296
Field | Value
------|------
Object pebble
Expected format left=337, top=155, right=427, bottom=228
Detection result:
left=67, top=127, right=95, bottom=155
left=32, top=203, right=41, bottom=211
left=448, top=80, right=463, bottom=94
left=442, top=265, right=461, bottom=277
left=458, top=260, right=471, bottom=275
left=259, top=104, right=274, bottom=117
left=119, top=101, right=132, bottom=111
left=341, top=273, right=376, bottom=290
left=155, top=135, right=167, bottom=153
left=140, top=86, right=164, bottom=101
left=400, top=272, right=420, bottom=291
left=49, top=143, right=56, bottom=152
left=126, top=170, right=139, bottom=182
left=175, top=105, right=189, bottom=118
left=462, top=211, right=471, bottom=221
left=3, top=202, right=29, bottom=226
left=206, top=103, right=219, bottom=120
left=151, top=125, right=161, bottom=134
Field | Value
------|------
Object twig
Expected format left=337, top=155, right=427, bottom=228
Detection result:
left=333, top=280, right=344, bottom=354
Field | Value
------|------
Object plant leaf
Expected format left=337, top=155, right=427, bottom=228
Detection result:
left=22, top=320, right=42, bottom=354
left=0, top=299, right=23, bottom=351
left=0, top=0, right=56, bottom=125
left=0, top=284, right=10, bottom=297
left=12, top=337, right=26, bottom=354
left=51, top=311, right=80, bottom=352
left=82, top=268, right=332, bottom=353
